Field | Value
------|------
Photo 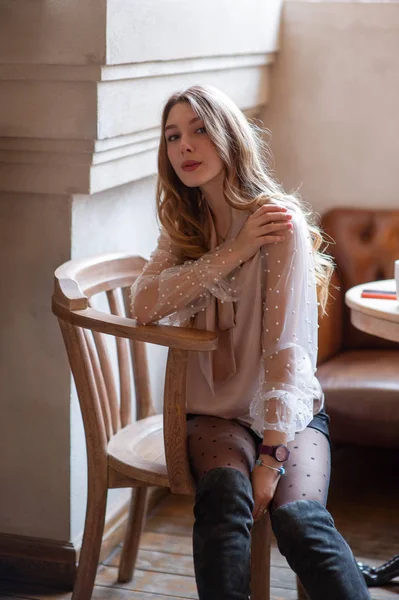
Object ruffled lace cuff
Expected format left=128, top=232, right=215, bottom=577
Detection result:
left=249, top=347, right=320, bottom=442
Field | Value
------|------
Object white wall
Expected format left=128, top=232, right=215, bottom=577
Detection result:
left=0, top=0, right=282, bottom=544
left=262, top=1, right=399, bottom=214
left=106, top=0, right=281, bottom=64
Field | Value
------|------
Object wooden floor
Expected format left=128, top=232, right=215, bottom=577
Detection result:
left=1, top=445, right=398, bottom=600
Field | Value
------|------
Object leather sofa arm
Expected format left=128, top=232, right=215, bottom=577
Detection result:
left=317, top=267, right=344, bottom=366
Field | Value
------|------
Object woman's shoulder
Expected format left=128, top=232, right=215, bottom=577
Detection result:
left=250, top=199, right=305, bottom=227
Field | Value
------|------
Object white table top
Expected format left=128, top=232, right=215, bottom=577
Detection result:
left=345, top=279, right=399, bottom=343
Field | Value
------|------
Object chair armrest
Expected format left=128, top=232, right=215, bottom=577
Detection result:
left=53, top=266, right=218, bottom=351
left=52, top=301, right=218, bottom=352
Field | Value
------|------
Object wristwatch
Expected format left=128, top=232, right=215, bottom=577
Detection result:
left=258, top=443, right=290, bottom=462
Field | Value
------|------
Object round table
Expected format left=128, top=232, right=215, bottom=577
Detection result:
left=345, top=277, right=399, bottom=587
left=345, top=278, right=399, bottom=343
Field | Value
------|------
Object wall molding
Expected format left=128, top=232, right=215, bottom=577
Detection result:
left=0, top=100, right=266, bottom=196
left=0, top=486, right=168, bottom=589
left=0, top=53, right=274, bottom=83
left=0, top=46, right=275, bottom=194
left=0, top=534, right=76, bottom=589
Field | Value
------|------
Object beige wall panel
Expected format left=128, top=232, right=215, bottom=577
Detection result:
left=262, top=1, right=399, bottom=213
left=0, top=81, right=97, bottom=140
left=0, top=0, right=106, bottom=65
left=0, top=193, right=72, bottom=538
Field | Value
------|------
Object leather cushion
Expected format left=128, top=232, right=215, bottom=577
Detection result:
left=317, top=349, right=399, bottom=448
left=321, top=208, right=399, bottom=352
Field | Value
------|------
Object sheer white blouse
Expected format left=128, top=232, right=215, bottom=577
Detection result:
left=130, top=200, right=324, bottom=442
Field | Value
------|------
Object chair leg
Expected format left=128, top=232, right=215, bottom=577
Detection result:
left=250, top=513, right=271, bottom=600
left=72, top=487, right=107, bottom=600
left=297, top=575, right=309, bottom=599
left=118, top=486, right=149, bottom=583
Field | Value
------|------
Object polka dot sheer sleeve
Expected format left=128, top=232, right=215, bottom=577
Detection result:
left=249, top=208, right=324, bottom=442
left=130, top=227, right=243, bottom=326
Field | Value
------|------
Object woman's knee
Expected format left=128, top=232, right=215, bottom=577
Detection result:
left=270, top=499, right=335, bottom=554
left=194, top=466, right=254, bottom=518
left=271, top=427, right=331, bottom=510
left=195, top=466, right=253, bottom=498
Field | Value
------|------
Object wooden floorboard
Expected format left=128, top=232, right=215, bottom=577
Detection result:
left=1, top=445, right=398, bottom=600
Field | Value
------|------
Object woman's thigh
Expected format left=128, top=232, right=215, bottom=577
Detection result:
left=187, top=415, right=258, bottom=483
left=271, top=427, right=331, bottom=511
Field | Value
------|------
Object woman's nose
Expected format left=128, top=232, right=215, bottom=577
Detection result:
left=180, top=136, right=194, bottom=153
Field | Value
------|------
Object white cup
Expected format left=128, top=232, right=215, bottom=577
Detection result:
left=395, top=260, right=399, bottom=300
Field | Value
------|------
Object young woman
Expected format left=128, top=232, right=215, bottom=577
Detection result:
left=130, top=85, right=370, bottom=600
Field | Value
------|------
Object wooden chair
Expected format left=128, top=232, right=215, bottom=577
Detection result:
left=52, top=252, right=307, bottom=600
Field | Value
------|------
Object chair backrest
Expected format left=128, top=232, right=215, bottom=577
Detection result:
left=52, top=253, right=154, bottom=459
left=321, top=208, right=399, bottom=352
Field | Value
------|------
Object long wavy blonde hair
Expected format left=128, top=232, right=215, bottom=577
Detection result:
left=156, top=85, right=335, bottom=316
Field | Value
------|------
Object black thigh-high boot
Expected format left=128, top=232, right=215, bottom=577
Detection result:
left=271, top=500, right=371, bottom=600
left=192, top=467, right=254, bottom=600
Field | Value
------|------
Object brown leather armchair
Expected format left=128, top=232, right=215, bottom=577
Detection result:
left=316, top=208, right=399, bottom=449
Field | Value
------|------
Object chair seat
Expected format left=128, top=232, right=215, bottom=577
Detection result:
left=317, top=349, right=399, bottom=448
left=108, top=414, right=169, bottom=487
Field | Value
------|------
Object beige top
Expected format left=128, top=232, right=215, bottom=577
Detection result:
left=130, top=201, right=324, bottom=441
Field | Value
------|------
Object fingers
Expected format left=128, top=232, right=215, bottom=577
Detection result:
left=261, top=211, right=292, bottom=223
left=258, top=234, right=286, bottom=244
left=258, top=221, right=293, bottom=237
left=252, top=501, right=270, bottom=521
left=258, top=216, right=292, bottom=230
left=251, top=204, right=288, bottom=221
left=244, top=204, right=294, bottom=249
left=254, top=203, right=287, bottom=214
left=252, top=493, right=271, bottom=521
left=252, top=211, right=292, bottom=231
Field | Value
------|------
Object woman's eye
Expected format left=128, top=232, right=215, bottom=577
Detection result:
left=166, top=127, right=205, bottom=143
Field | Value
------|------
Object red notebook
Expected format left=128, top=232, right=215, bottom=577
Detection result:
left=361, top=288, right=397, bottom=300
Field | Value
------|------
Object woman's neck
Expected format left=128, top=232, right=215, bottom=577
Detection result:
left=200, top=176, right=232, bottom=240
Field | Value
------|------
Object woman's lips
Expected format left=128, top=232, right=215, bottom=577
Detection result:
left=182, top=162, right=201, bottom=172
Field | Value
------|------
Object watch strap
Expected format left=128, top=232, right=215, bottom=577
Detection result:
left=258, top=444, right=278, bottom=456
left=258, top=443, right=290, bottom=462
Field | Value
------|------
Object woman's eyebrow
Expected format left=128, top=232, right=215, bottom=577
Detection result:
left=165, top=116, right=202, bottom=132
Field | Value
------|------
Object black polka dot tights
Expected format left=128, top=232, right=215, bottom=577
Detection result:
left=186, top=415, right=330, bottom=510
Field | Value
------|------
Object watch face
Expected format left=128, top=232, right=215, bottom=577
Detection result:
left=275, top=445, right=289, bottom=462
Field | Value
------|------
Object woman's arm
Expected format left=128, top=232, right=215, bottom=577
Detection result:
left=249, top=207, right=321, bottom=443
left=130, top=228, right=244, bottom=325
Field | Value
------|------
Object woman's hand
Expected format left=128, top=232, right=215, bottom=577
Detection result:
left=235, top=204, right=293, bottom=264
left=251, top=458, right=282, bottom=521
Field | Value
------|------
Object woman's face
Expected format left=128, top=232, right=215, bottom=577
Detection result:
left=165, top=102, right=225, bottom=188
